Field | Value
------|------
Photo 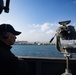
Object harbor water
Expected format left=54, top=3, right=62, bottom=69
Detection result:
left=11, top=45, right=76, bottom=58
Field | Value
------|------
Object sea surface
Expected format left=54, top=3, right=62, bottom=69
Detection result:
left=11, top=45, right=76, bottom=58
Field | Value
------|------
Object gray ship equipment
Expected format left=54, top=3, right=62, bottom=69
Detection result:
left=0, top=0, right=10, bottom=14
left=50, top=20, right=76, bottom=75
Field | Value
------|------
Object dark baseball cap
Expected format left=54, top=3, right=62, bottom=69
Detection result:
left=0, top=24, right=21, bottom=35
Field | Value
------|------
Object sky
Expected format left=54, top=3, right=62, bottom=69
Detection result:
left=0, top=0, right=76, bottom=43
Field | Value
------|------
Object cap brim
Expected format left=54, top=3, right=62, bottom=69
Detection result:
left=13, top=31, right=21, bottom=35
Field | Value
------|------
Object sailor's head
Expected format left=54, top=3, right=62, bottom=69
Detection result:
left=0, top=23, right=21, bottom=35
left=0, top=23, right=21, bottom=45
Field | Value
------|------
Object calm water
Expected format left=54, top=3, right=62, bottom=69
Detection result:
left=11, top=45, right=76, bottom=58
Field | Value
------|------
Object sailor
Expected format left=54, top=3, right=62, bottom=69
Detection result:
left=0, top=23, right=28, bottom=75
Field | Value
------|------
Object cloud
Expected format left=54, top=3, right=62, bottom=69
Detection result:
left=46, top=29, right=55, bottom=34
left=40, top=22, right=50, bottom=31
left=28, top=22, right=58, bottom=35
left=18, top=22, right=59, bottom=42
left=40, top=22, right=58, bottom=32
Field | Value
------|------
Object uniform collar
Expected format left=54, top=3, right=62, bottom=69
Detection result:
left=0, top=41, right=12, bottom=50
